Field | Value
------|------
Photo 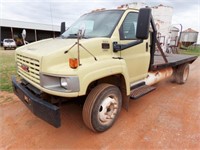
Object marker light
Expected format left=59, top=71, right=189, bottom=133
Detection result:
left=69, top=58, right=79, bottom=69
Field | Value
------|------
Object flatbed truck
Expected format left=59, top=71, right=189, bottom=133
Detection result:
left=12, top=8, right=197, bottom=132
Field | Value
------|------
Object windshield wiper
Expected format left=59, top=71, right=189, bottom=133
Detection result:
left=68, top=34, right=78, bottom=38
left=60, top=34, right=78, bottom=39
left=67, top=33, right=88, bottom=39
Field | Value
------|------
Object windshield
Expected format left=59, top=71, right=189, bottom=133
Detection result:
left=62, top=10, right=124, bottom=38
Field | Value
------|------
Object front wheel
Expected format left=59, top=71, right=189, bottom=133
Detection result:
left=82, top=83, right=122, bottom=132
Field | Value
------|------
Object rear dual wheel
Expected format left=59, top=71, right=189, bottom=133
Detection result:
left=82, top=84, right=122, bottom=132
left=172, top=63, right=190, bottom=84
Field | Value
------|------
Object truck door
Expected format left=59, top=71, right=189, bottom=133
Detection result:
left=119, top=12, right=150, bottom=83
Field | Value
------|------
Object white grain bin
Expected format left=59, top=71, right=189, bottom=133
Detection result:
left=180, top=28, right=199, bottom=47
left=151, top=4, right=173, bottom=51
left=125, top=2, right=147, bottom=9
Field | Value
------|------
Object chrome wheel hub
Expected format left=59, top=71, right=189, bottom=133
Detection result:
left=98, top=96, right=118, bottom=124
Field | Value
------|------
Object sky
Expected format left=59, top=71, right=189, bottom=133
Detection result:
left=0, top=0, right=200, bottom=43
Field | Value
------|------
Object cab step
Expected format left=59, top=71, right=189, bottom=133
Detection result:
left=130, top=85, right=156, bottom=99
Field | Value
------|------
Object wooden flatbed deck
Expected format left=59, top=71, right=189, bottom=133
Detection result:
left=151, top=53, right=198, bottom=71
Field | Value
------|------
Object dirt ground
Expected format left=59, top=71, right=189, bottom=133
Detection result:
left=0, top=58, right=200, bottom=149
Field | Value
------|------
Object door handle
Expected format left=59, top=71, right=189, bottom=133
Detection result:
left=146, top=42, right=148, bottom=52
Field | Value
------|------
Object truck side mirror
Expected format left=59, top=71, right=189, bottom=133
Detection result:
left=60, top=22, right=66, bottom=34
left=136, top=8, right=151, bottom=39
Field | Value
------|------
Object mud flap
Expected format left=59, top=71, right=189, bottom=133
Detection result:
left=11, top=76, right=61, bottom=128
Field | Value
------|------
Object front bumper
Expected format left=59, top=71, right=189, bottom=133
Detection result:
left=11, top=76, right=60, bottom=128
left=4, top=45, right=16, bottom=48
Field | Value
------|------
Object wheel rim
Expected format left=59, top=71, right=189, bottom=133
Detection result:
left=98, top=96, right=118, bottom=125
left=183, top=66, right=189, bottom=82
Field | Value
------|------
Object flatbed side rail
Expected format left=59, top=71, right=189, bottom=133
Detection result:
left=151, top=54, right=198, bottom=71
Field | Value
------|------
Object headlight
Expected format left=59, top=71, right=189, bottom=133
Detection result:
left=40, top=74, right=80, bottom=92
left=60, top=77, right=68, bottom=89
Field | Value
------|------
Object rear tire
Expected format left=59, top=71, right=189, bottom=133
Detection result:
left=175, top=63, right=189, bottom=84
left=82, top=83, right=122, bottom=132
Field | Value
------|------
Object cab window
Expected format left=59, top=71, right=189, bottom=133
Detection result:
left=120, top=13, right=138, bottom=40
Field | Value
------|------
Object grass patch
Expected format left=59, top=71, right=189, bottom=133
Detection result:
left=179, top=46, right=200, bottom=56
left=0, top=47, right=17, bottom=92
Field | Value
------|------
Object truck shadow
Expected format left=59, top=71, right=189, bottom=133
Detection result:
left=59, top=96, right=89, bottom=132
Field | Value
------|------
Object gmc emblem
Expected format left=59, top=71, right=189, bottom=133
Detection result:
left=21, top=64, right=29, bottom=72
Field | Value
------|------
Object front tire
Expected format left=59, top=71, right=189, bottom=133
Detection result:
left=82, top=83, right=122, bottom=132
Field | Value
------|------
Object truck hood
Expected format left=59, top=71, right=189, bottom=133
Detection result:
left=16, top=37, right=112, bottom=58
left=16, top=37, right=113, bottom=74
left=16, top=38, right=77, bottom=57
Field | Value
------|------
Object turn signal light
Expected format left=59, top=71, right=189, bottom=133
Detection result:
left=69, top=58, right=79, bottom=69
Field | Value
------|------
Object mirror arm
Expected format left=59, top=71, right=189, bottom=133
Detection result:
left=113, top=40, right=143, bottom=52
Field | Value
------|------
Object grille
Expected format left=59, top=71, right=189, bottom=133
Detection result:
left=17, top=54, right=40, bottom=85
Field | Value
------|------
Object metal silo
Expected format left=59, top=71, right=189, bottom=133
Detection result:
left=180, top=28, right=199, bottom=47
left=151, top=4, right=173, bottom=51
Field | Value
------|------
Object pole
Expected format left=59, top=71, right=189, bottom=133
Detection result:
left=35, top=30, right=37, bottom=41
left=77, top=34, right=80, bottom=66
left=177, top=24, right=182, bottom=47
left=11, top=27, right=14, bottom=39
